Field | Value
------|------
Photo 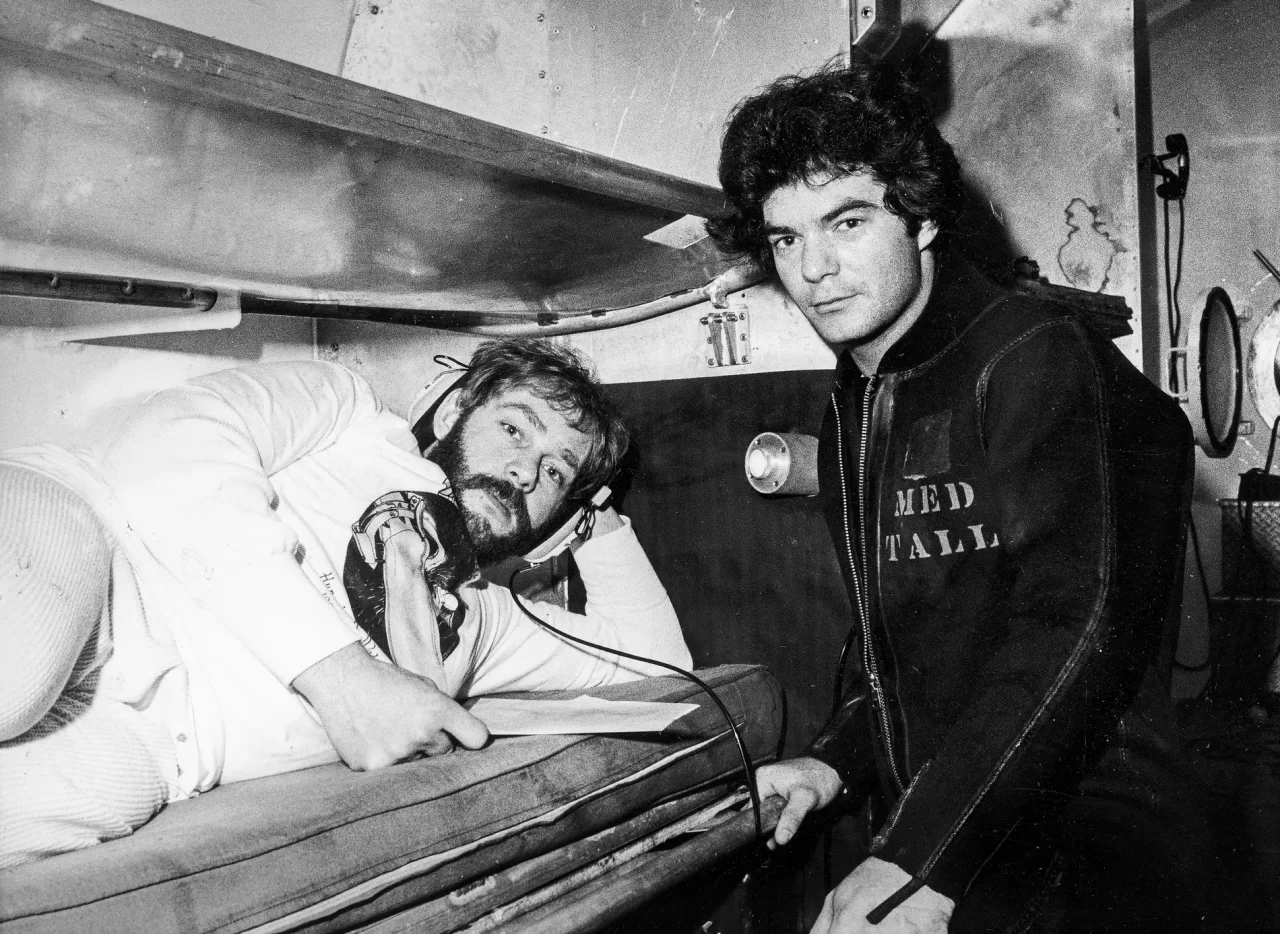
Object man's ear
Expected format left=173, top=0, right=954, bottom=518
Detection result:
left=916, top=219, right=939, bottom=253
left=433, top=388, right=465, bottom=440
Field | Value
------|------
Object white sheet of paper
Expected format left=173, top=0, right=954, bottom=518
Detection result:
left=467, top=695, right=700, bottom=736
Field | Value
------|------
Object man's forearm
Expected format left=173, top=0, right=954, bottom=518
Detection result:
left=571, top=515, right=691, bottom=671
left=293, top=642, right=487, bottom=770
left=460, top=514, right=691, bottom=697
left=97, top=362, right=383, bottom=684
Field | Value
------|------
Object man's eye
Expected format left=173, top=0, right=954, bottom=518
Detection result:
left=502, top=423, right=521, bottom=440
left=837, top=217, right=862, bottom=231
left=770, top=236, right=795, bottom=253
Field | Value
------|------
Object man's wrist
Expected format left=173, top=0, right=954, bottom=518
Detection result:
left=570, top=506, right=625, bottom=555
left=589, top=506, right=624, bottom=538
left=292, top=641, right=371, bottom=700
left=859, top=857, right=955, bottom=926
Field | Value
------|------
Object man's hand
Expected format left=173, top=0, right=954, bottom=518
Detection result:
left=755, top=756, right=844, bottom=847
left=812, top=857, right=954, bottom=934
left=569, top=504, right=624, bottom=554
left=292, top=642, right=489, bottom=770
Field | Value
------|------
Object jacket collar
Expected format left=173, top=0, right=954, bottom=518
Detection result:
left=833, top=249, right=1005, bottom=388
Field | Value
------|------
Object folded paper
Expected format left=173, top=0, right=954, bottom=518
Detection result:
left=468, top=695, right=700, bottom=736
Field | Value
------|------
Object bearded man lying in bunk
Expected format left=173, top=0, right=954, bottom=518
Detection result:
left=0, top=337, right=691, bottom=867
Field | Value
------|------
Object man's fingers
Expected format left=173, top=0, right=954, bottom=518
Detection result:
left=773, top=786, right=819, bottom=846
left=441, top=702, right=490, bottom=750
left=418, top=733, right=455, bottom=757
left=809, top=892, right=835, bottom=934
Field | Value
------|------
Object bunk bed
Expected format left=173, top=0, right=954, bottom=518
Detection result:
left=0, top=0, right=748, bottom=334
left=0, top=666, right=782, bottom=934
left=0, top=3, right=783, bottom=930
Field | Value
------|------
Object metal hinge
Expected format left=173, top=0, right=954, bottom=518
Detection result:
left=851, top=0, right=901, bottom=59
left=701, top=300, right=751, bottom=367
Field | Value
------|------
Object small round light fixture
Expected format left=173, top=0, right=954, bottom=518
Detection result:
left=744, top=432, right=819, bottom=496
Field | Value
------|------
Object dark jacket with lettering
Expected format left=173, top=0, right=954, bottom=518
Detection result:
left=806, top=251, right=1197, bottom=912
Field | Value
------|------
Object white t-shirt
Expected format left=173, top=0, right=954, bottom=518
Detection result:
left=1, top=362, right=689, bottom=795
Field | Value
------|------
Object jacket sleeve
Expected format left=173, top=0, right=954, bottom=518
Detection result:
left=94, top=361, right=382, bottom=685
left=455, top=516, right=692, bottom=696
left=807, top=689, right=881, bottom=805
left=866, top=321, right=1189, bottom=900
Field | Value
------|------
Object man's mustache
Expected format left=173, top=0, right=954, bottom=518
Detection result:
left=461, top=473, right=525, bottom=518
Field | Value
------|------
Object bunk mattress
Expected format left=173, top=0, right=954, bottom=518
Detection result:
left=0, top=664, right=780, bottom=934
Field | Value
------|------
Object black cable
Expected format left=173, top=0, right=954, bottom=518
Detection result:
left=1265, top=414, right=1280, bottom=475
left=1173, top=195, right=1186, bottom=348
left=1159, top=179, right=1219, bottom=681
left=1170, top=177, right=1208, bottom=675
left=506, top=563, right=764, bottom=840
left=824, top=625, right=861, bottom=892
left=1174, top=517, right=1212, bottom=673
left=1163, top=198, right=1177, bottom=365
left=831, top=626, right=859, bottom=717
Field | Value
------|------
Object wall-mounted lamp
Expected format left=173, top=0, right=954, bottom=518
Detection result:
left=744, top=432, right=818, bottom=497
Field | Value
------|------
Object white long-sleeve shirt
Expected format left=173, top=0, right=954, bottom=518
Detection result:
left=1, top=361, right=689, bottom=795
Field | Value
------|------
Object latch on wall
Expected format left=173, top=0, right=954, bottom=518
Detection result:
left=701, top=301, right=751, bottom=367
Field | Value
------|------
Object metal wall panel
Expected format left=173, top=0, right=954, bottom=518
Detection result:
left=1146, top=0, right=1280, bottom=697
left=98, top=0, right=358, bottom=75
left=937, top=0, right=1146, bottom=368
left=343, top=0, right=850, bottom=187
left=334, top=0, right=1149, bottom=383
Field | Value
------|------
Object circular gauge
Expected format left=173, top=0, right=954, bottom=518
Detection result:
left=1186, top=287, right=1241, bottom=457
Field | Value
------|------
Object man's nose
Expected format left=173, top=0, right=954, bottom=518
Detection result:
left=506, top=454, right=539, bottom=492
left=800, top=236, right=837, bottom=283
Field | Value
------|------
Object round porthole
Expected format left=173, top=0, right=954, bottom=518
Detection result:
left=1184, top=287, right=1242, bottom=457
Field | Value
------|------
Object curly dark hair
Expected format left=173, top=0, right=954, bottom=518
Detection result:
left=706, top=62, right=964, bottom=275
left=452, top=338, right=630, bottom=506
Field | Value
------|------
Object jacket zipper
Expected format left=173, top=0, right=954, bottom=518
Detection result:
left=832, top=378, right=905, bottom=794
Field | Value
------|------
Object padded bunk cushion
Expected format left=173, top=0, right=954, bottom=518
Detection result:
left=0, top=664, right=781, bottom=934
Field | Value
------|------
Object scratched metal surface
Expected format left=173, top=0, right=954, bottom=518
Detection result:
left=934, top=0, right=1145, bottom=367
left=0, top=21, right=729, bottom=315
left=334, top=0, right=1149, bottom=382
left=342, top=0, right=851, bottom=188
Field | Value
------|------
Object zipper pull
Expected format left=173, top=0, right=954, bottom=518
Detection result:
left=866, top=671, right=886, bottom=711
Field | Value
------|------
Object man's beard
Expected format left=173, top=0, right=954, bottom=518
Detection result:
left=429, top=421, right=547, bottom=565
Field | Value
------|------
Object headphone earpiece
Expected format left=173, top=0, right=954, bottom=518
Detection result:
left=409, top=368, right=467, bottom=452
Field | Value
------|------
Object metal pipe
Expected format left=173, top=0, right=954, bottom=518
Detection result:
left=241, top=264, right=765, bottom=337
left=2, top=263, right=765, bottom=339
left=40, top=293, right=241, bottom=343
left=0, top=267, right=217, bottom=311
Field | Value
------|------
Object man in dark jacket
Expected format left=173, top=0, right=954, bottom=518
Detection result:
left=708, top=65, right=1210, bottom=933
